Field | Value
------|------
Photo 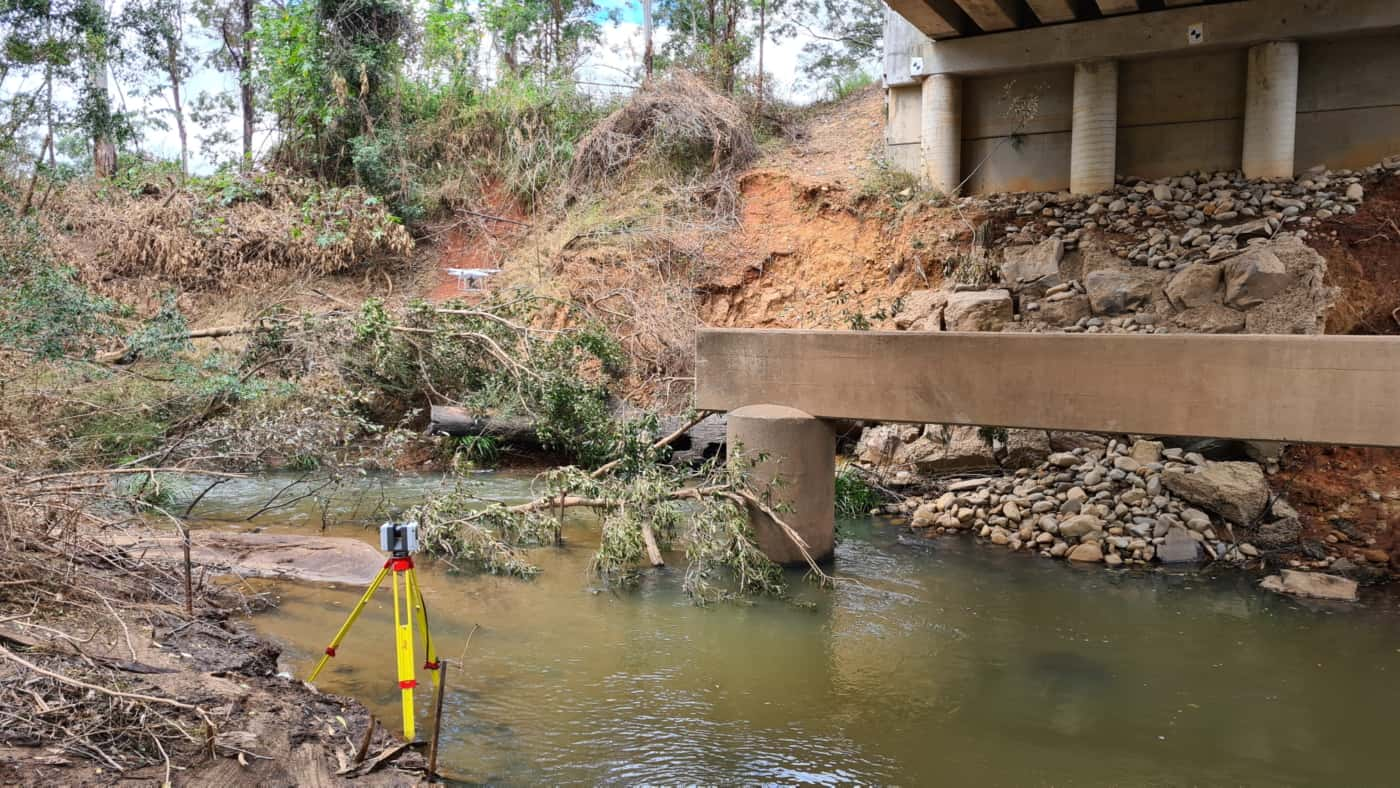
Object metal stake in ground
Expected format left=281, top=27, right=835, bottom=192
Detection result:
left=307, top=512, right=440, bottom=740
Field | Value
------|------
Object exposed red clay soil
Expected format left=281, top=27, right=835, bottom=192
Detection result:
left=1268, top=175, right=1400, bottom=570
left=698, top=171, right=981, bottom=329
left=1273, top=446, right=1400, bottom=569
left=426, top=183, right=529, bottom=302
left=1308, top=176, right=1400, bottom=335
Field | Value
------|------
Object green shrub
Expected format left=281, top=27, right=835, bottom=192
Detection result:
left=827, top=68, right=876, bottom=102
left=835, top=466, right=885, bottom=518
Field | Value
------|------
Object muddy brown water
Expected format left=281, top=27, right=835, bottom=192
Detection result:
left=185, top=472, right=1400, bottom=785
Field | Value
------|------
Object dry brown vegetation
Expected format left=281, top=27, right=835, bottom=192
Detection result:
left=568, top=71, right=758, bottom=203
left=49, top=174, right=414, bottom=293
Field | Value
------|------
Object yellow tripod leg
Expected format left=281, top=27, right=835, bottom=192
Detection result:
left=308, top=563, right=390, bottom=683
left=407, top=567, right=440, bottom=689
left=393, top=564, right=418, bottom=740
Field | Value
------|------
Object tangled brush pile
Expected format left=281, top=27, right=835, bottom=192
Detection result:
left=55, top=173, right=414, bottom=291
left=567, top=71, right=758, bottom=199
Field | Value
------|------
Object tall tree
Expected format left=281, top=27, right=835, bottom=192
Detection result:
left=122, top=0, right=196, bottom=176
left=655, top=0, right=747, bottom=92
left=481, top=0, right=602, bottom=75
left=195, top=0, right=258, bottom=169
left=78, top=0, right=120, bottom=177
left=771, top=0, right=881, bottom=96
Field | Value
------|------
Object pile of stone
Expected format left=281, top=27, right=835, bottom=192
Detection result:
left=890, top=437, right=1293, bottom=568
left=984, top=160, right=1400, bottom=271
left=892, top=223, right=1331, bottom=337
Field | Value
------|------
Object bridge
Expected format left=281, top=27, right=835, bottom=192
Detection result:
left=695, top=329, right=1400, bottom=564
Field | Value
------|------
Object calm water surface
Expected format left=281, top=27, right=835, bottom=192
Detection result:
left=189, top=472, right=1400, bottom=785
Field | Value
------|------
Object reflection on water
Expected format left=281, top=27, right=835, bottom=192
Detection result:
left=205, top=473, right=1400, bottom=785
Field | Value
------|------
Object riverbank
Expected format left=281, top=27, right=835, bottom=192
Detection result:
left=0, top=518, right=424, bottom=785
left=878, top=435, right=1393, bottom=593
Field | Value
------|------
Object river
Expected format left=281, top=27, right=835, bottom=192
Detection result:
left=186, top=471, right=1400, bottom=785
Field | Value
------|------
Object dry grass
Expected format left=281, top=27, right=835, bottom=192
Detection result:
left=568, top=71, right=758, bottom=201
left=49, top=174, right=414, bottom=292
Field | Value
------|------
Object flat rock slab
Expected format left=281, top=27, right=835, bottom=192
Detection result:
left=127, top=532, right=386, bottom=585
left=1260, top=569, right=1359, bottom=602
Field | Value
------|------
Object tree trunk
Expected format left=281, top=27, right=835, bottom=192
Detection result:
left=428, top=407, right=547, bottom=450
left=19, top=133, right=53, bottom=216
left=240, top=0, right=254, bottom=170
left=756, top=0, right=765, bottom=113
left=92, top=61, right=116, bottom=179
left=170, top=64, right=188, bottom=178
left=642, top=0, right=654, bottom=78
left=428, top=405, right=730, bottom=466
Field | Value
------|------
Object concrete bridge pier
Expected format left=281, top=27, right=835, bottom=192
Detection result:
left=726, top=404, right=836, bottom=566
left=1070, top=59, right=1118, bottom=194
left=920, top=73, right=962, bottom=196
left=1242, top=40, right=1299, bottom=179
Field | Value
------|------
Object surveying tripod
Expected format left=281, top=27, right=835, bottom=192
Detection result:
left=307, top=528, right=440, bottom=740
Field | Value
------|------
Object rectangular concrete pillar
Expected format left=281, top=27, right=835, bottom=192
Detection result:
left=1070, top=60, right=1117, bottom=194
left=1242, top=41, right=1299, bottom=179
left=921, top=74, right=963, bottom=196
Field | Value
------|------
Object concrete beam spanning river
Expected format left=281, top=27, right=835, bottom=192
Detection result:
left=695, top=329, right=1400, bottom=564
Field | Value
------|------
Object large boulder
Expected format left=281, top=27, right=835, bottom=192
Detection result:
left=944, top=289, right=1013, bottom=332
left=1067, top=542, right=1104, bottom=562
left=1242, top=235, right=1332, bottom=335
left=1161, top=461, right=1269, bottom=525
left=1164, top=263, right=1221, bottom=310
left=998, top=429, right=1051, bottom=469
left=1059, top=514, right=1103, bottom=541
left=857, top=424, right=998, bottom=472
left=1085, top=269, right=1158, bottom=315
left=1260, top=570, right=1358, bottom=602
left=854, top=424, right=920, bottom=465
left=1172, top=303, right=1245, bottom=334
left=1037, top=294, right=1091, bottom=326
left=1000, top=238, right=1063, bottom=294
left=1223, top=246, right=1291, bottom=309
left=906, top=425, right=999, bottom=472
left=1247, top=516, right=1303, bottom=550
left=1157, top=525, right=1204, bottom=563
left=892, top=289, right=948, bottom=331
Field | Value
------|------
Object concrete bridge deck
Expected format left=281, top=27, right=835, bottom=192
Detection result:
left=696, top=329, right=1400, bottom=564
left=698, top=329, right=1400, bottom=447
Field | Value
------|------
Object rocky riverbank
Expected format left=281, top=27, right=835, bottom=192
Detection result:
left=875, top=434, right=1392, bottom=596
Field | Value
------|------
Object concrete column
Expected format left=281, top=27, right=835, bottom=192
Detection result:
left=1070, top=60, right=1118, bottom=194
left=920, top=74, right=962, bottom=196
left=1242, top=41, right=1299, bottom=179
left=726, top=404, right=835, bottom=566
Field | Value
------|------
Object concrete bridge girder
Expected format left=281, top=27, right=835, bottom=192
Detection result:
left=702, top=329, right=1400, bottom=564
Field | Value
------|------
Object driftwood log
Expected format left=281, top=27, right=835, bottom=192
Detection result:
left=427, top=405, right=728, bottom=465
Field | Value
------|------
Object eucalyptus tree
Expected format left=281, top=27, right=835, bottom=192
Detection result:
left=194, top=0, right=258, bottom=169
left=481, top=0, right=605, bottom=75
left=121, top=0, right=197, bottom=176
left=0, top=0, right=128, bottom=178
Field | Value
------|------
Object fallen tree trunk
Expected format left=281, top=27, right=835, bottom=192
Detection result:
left=426, top=407, right=547, bottom=451
left=98, top=323, right=266, bottom=364
left=428, top=405, right=729, bottom=466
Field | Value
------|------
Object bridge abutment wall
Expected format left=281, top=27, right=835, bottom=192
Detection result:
left=882, top=1, right=1400, bottom=193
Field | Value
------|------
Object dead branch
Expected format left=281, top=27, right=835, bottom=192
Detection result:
left=0, top=644, right=197, bottom=711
